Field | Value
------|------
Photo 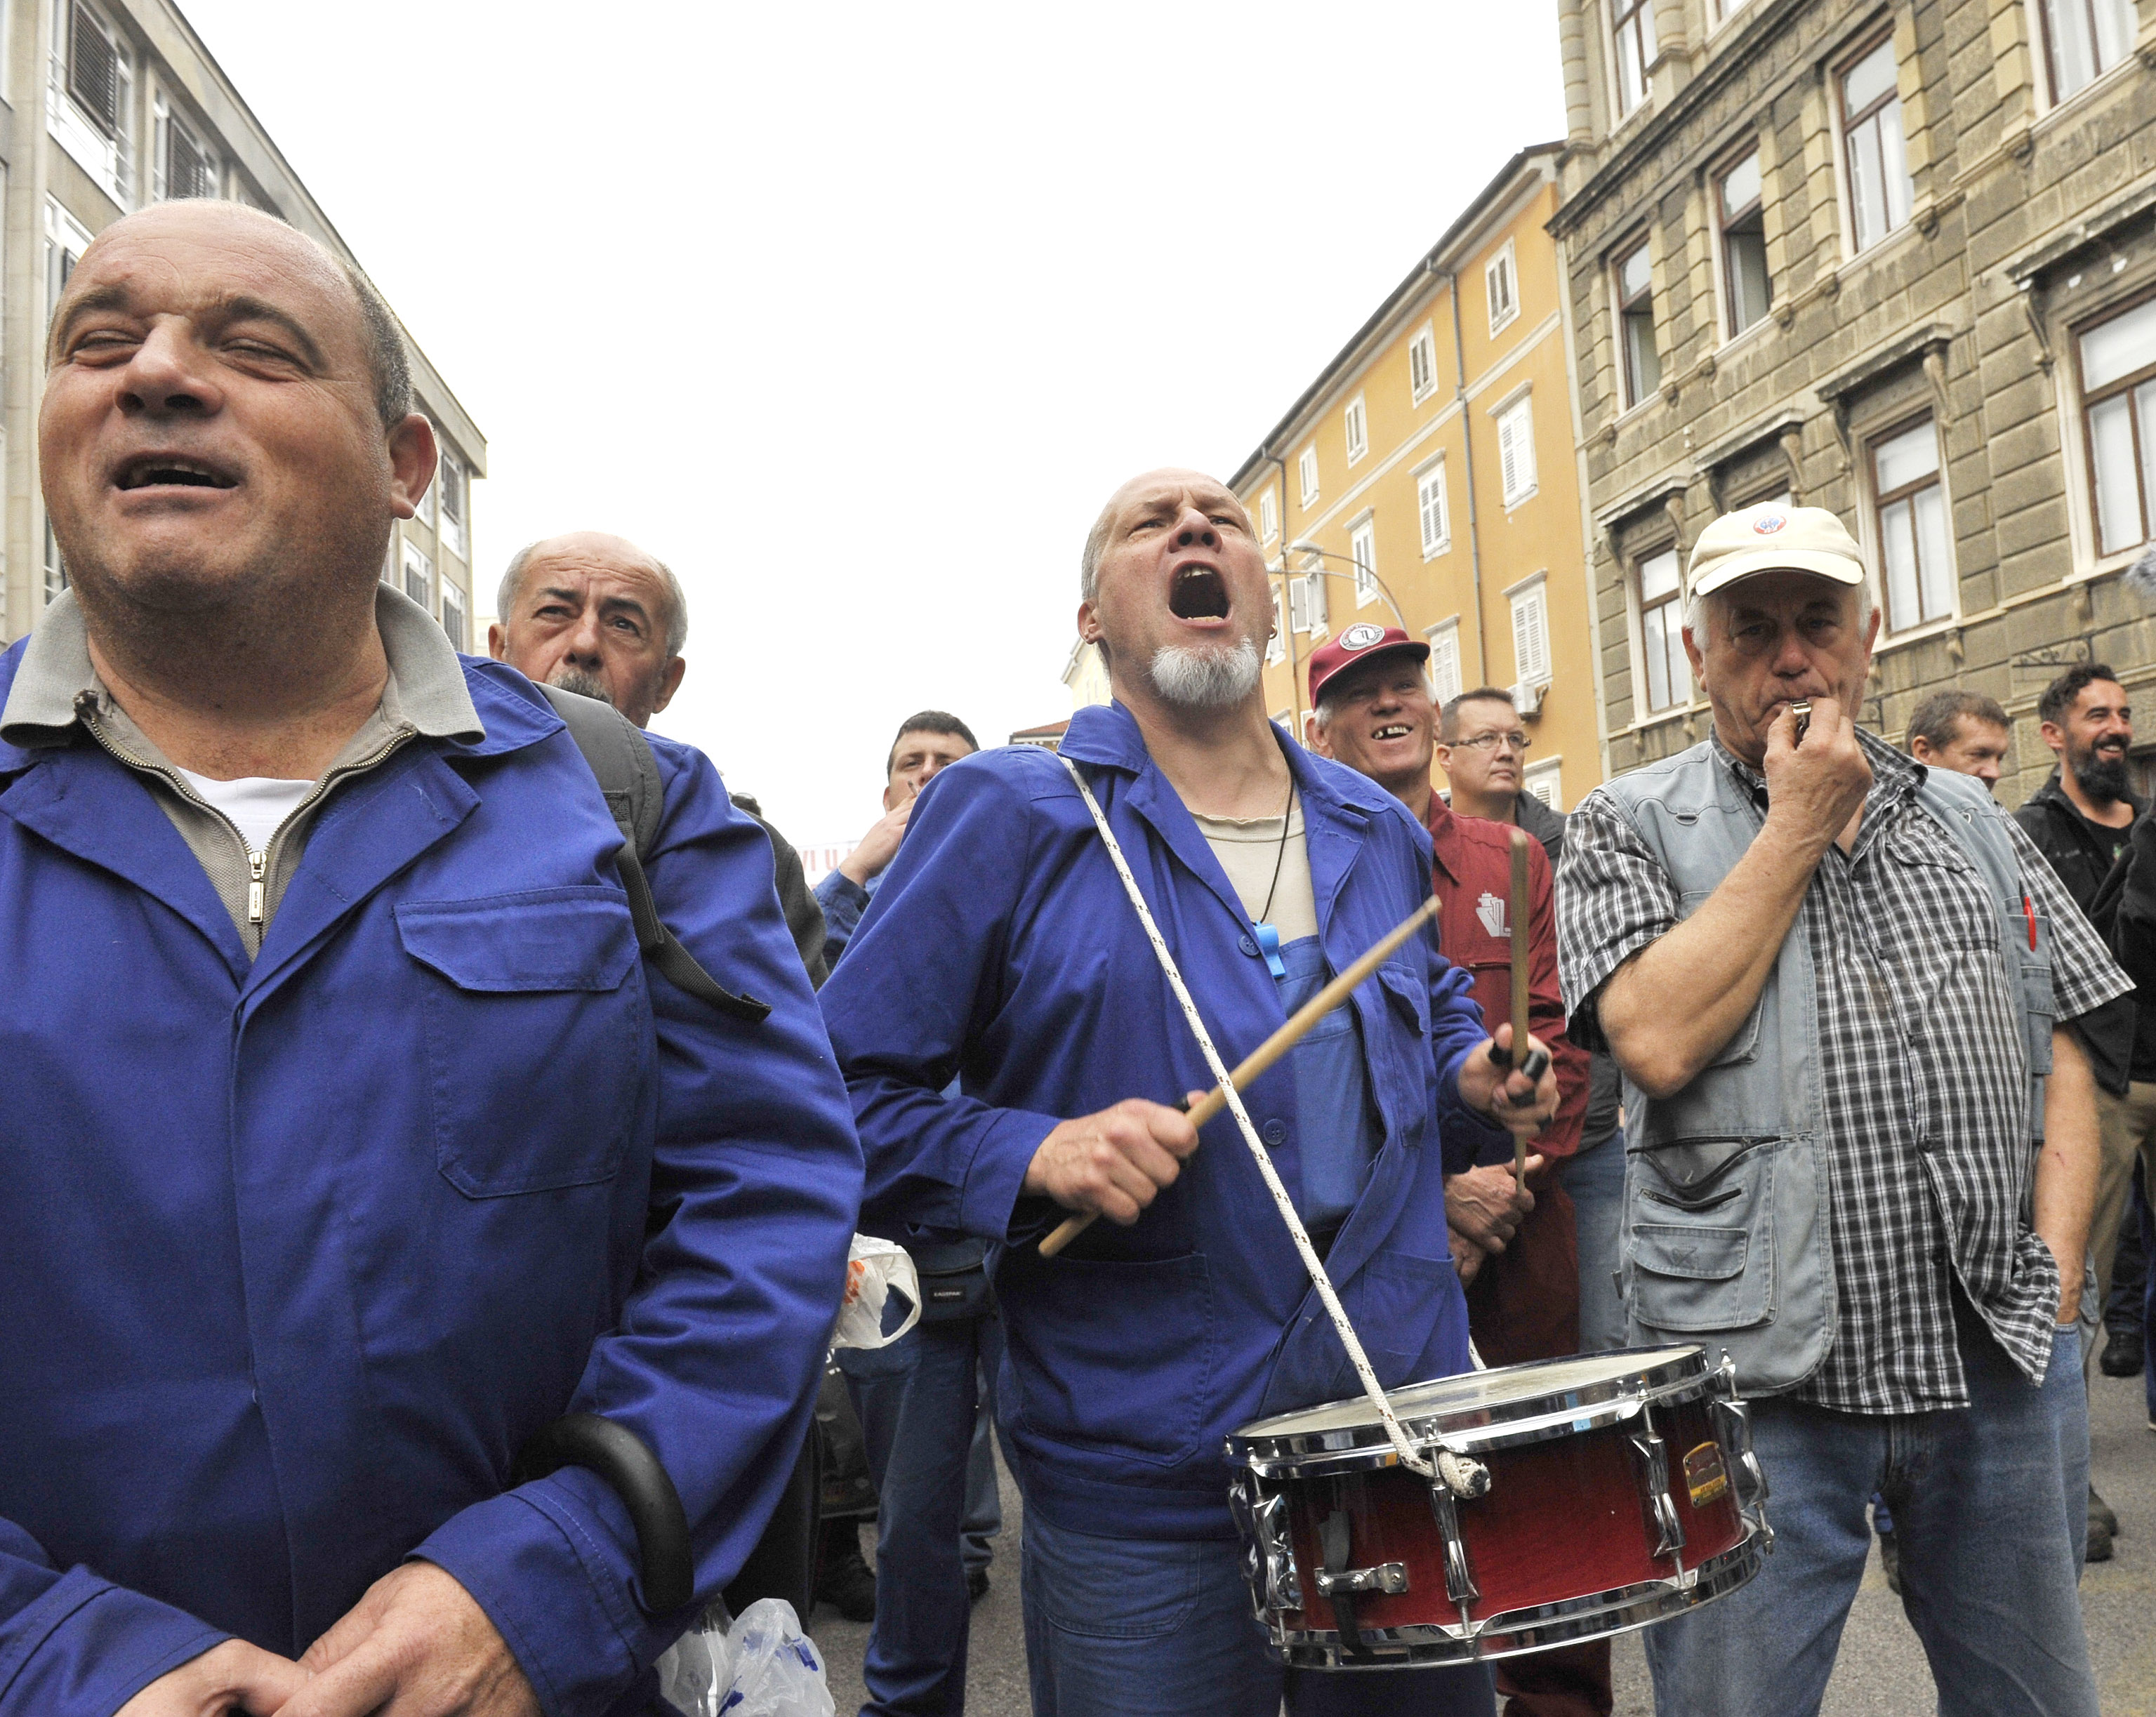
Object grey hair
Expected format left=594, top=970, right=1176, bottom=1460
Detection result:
left=497, top=540, right=689, bottom=658
left=1080, top=500, right=1116, bottom=603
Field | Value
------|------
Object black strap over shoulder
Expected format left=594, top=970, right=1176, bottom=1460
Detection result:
left=538, top=684, right=771, bottom=1024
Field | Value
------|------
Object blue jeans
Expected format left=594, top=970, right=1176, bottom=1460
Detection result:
left=1560, top=1127, right=1627, bottom=1354
left=1642, top=1301, right=2095, bottom=1717
left=1021, top=1509, right=1495, bottom=1717
left=841, top=1313, right=1005, bottom=1717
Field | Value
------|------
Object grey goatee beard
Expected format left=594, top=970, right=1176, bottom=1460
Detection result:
left=1146, top=637, right=1261, bottom=710
left=548, top=666, right=612, bottom=705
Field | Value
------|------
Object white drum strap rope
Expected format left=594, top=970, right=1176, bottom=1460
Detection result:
left=1057, top=754, right=1435, bottom=1481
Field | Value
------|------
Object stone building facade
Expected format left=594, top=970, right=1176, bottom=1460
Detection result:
left=1551, top=0, right=2156, bottom=802
left=5, top=0, right=484, bottom=649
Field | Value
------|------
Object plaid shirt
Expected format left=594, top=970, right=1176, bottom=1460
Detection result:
left=1559, top=730, right=2129, bottom=1413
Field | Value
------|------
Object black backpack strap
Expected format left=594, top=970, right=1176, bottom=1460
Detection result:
left=539, top=684, right=771, bottom=1024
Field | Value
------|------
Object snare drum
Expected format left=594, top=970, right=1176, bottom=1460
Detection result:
left=1226, top=1346, right=1769, bottom=1670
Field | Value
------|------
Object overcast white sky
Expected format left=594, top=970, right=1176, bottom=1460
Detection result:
left=180, top=1, right=1566, bottom=854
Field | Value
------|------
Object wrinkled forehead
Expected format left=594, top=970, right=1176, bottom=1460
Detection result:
left=1714, top=569, right=1860, bottom=623
left=54, top=208, right=357, bottom=353
left=1108, top=470, right=1246, bottom=527
left=2069, top=679, right=2129, bottom=715
left=1332, top=654, right=1429, bottom=702
left=1952, top=717, right=2013, bottom=748
left=1449, top=696, right=1517, bottom=736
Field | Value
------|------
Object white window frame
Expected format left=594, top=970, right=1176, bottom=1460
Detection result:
left=2032, top=0, right=2137, bottom=108
left=1415, top=456, right=1451, bottom=558
left=44, top=197, right=93, bottom=326
left=1609, top=0, right=1659, bottom=118
left=1268, top=584, right=1286, bottom=664
left=1486, top=240, right=1520, bottom=336
left=1495, top=390, right=1538, bottom=508
left=402, top=537, right=433, bottom=613
left=1424, top=617, right=1464, bottom=706
left=1633, top=544, right=1691, bottom=716
left=1837, top=34, right=1913, bottom=257
left=1866, top=413, right=1956, bottom=635
left=51, top=0, right=133, bottom=208
left=1257, top=486, right=1278, bottom=544
left=154, top=92, right=217, bottom=204
left=1506, top=570, right=1552, bottom=688
left=1408, top=325, right=1439, bottom=403
left=1297, top=444, right=1320, bottom=506
left=1523, top=756, right=1563, bottom=811
left=411, top=447, right=437, bottom=528
left=2072, top=291, right=2156, bottom=566
left=1344, top=395, right=1369, bottom=465
left=437, top=446, right=467, bottom=559
left=42, top=510, right=67, bottom=608
left=1714, top=146, right=1773, bottom=344
left=1613, top=234, right=1660, bottom=409
left=1349, top=515, right=1380, bottom=607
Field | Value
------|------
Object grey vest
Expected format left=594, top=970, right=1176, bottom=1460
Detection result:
left=1598, top=741, right=2054, bottom=1393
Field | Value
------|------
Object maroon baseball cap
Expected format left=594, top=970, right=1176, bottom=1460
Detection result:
left=1304, top=622, right=1429, bottom=710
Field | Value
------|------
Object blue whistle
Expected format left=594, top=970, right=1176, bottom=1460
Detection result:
left=1253, top=920, right=1288, bottom=979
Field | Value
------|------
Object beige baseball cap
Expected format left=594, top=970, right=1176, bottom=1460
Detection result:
left=1686, top=503, right=1867, bottom=602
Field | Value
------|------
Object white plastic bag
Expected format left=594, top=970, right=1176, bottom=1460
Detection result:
left=720, top=1598, right=835, bottom=1717
left=654, top=1600, right=733, bottom=1717
left=831, top=1234, right=920, bottom=1351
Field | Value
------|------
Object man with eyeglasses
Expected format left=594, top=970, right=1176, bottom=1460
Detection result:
left=1437, top=689, right=1565, bottom=858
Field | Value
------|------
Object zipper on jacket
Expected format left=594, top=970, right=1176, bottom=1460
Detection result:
left=247, top=850, right=267, bottom=926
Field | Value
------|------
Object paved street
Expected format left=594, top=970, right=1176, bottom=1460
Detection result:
left=809, top=1367, right=2155, bottom=1716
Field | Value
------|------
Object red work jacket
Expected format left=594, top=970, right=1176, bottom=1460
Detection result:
left=1425, top=793, right=1589, bottom=1364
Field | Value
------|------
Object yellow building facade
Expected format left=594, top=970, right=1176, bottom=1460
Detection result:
left=1231, top=145, right=1604, bottom=812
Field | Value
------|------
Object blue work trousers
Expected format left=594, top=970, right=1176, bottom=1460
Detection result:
left=1020, top=1509, right=1495, bottom=1717
left=842, top=1313, right=1003, bottom=1717
left=1642, top=1303, right=2096, bottom=1717
left=1559, top=1127, right=1627, bottom=1355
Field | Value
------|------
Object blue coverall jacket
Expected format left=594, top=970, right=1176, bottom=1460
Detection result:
left=0, top=642, right=861, bottom=1716
left=818, top=701, right=1501, bottom=1541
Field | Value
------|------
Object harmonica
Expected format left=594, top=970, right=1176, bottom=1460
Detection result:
left=1790, top=699, right=1812, bottom=743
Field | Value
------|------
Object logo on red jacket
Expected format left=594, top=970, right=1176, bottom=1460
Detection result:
left=1475, top=891, right=1507, bottom=939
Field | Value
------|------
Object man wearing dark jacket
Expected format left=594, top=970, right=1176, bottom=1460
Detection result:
left=2016, top=663, right=2152, bottom=1560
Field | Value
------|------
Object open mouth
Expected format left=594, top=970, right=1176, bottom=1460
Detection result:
left=1373, top=724, right=1412, bottom=741
left=1168, top=563, right=1229, bottom=620
left=114, top=455, right=237, bottom=492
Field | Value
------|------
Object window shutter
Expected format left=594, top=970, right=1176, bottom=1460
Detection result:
left=1499, top=400, right=1537, bottom=502
left=441, top=456, right=463, bottom=524
left=1419, top=467, right=1448, bottom=553
left=70, top=4, right=119, bottom=136
left=1430, top=627, right=1462, bottom=704
left=1289, top=574, right=1309, bottom=632
left=1511, top=584, right=1551, bottom=684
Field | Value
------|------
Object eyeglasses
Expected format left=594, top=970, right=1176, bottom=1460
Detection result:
left=1448, top=730, right=1532, bottom=755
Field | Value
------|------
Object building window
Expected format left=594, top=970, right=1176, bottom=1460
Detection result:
left=411, top=456, right=436, bottom=529
left=2039, top=0, right=2135, bottom=102
left=1344, top=395, right=1369, bottom=465
left=440, top=583, right=468, bottom=651
left=2080, top=296, right=2156, bottom=555
left=43, top=515, right=67, bottom=606
left=1872, top=416, right=1954, bottom=630
left=53, top=0, right=133, bottom=206
left=438, top=448, right=467, bottom=559
left=157, top=100, right=216, bottom=201
left=44, top=198, right=93, bottom=317
left=1297, top=444, right=1319, bottom=505
left=1486, top=241, right=1519, bottom=335
left=1637, top=546, right=1690, bottom=714
left=1840, top=37, right=1912, bottom=253
left=1408, top=327, right=1439, bottom=402
left=1497, top=395, right=1537, bottom=506
left=1509, top=577, right=1552, bottom=689
left=1349, top=518, right=1379, bottom=606
left=1615, top=238, right=1660, bottom=407
left=1523, top=756, right=1563, bottom=809
left=402, top=538, right=432, bottom=611
left=1258, top=486, right=1278, bottom=543
left=1611, top=0, right=1658, bottom=116
left=1268, top=586, right=1286, bottom=664
left=1417, top=460, right=1450, bottom=557
left=1427, top=619, right=1464, bottom=705
left=1718, top=150, right=1772, bottom=338
left=1288, top=562, right=1328, bottom=634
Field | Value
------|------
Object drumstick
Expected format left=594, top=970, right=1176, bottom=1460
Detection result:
left=1038, top=896, right=1442, bottom=1258
left=1509, top=830, right=1531, bottom=1191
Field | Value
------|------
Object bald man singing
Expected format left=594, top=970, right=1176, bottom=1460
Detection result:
left=819, top=468, right=1555, bottom=1717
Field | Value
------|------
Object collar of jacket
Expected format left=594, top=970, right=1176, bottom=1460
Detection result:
left=1424, top=791, right=1467, bottom=887
left=1058, top=700, right=1408, bottom=935
left=0, top=584, right=571, bottom=776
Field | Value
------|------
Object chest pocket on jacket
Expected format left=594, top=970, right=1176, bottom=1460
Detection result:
left=396, top=889, right=647, bottom=1197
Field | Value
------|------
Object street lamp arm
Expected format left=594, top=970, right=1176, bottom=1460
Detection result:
left=1281, top=545, right=1408, bottom=633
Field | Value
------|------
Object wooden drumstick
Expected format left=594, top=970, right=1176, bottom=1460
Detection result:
left=1508, top=829, right=1532, bottom=1191
left=1038, top=896, right=1442, bottom=1258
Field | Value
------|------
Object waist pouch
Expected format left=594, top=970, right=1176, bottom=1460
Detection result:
left=907, top=1237, right=994, bottom=1323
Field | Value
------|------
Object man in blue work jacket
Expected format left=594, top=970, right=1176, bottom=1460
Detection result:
left=0, top=201, right=861, bottom=1717
left=819, top=469, right=1556, bottom=1717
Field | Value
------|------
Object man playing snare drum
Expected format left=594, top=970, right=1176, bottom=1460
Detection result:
left=819, top=468, right=1556, bottom=1717
left=1556, top=504, right=2124, bottom=1717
